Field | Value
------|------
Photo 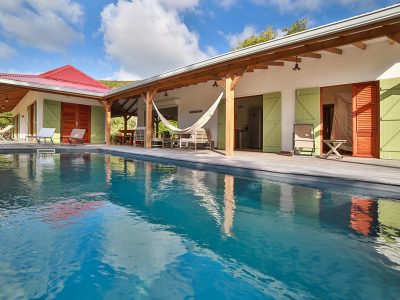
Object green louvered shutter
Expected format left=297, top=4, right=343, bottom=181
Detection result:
left=263, top=92, right=281, bottom=153
left=217, top=99, right=226, bottom=149
left=295, top=88, right=321, bottom=155
left=43, top=100, right=61, bottom=143
left=380, top=78, right=400, bottom=160
left=91, top=106, right=105, bottom=144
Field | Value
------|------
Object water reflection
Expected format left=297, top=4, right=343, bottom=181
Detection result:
left=350, top=197, right=377, bottom=236
left=376, top=198, right=400, bottom=270
left=223, top=175, right=236, bottom=237
left=0, top=153, right=399, bottom=299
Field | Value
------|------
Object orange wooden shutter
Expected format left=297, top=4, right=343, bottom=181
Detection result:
left=61, top=103, right=91, bottom=143
left=352, top=82, right=379, bottom=157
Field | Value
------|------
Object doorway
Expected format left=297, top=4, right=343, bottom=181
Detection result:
left=27, top=101, right=37, bottom=136
left=321, top=82, right=379, bottom=158
left=235, top=95, right=263, bottom=151
left=61, top=103, right=91, bottom=143
left=321, top=84, right=353, bottom=155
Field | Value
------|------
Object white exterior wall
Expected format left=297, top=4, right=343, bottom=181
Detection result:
left=138, top=39, right=400, bottom=152
left=12, top=91, right=102, bottom=139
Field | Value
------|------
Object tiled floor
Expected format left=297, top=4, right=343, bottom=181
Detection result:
left=1, top=142, right=400, bottom=190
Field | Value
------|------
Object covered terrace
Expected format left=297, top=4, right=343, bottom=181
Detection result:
left=102, top=5, right=400, bottom=156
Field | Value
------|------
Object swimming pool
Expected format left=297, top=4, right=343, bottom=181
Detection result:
left=0, top=153, right=399, bottom=299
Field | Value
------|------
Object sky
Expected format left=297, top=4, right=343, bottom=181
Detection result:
left=0, top=0, right=398, bottom=80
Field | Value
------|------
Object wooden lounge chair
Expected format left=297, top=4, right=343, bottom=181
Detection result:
left=32, top=128, right=56, bottom=144
left=0, top=125, right=14, bottom=140
left=179, top=128, right=211, bottom=150
left=65, top=129, right=86, bottom=145
left=293, top=124, right=315, bottom=156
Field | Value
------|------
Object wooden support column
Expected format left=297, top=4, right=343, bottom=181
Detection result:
left=144, top=89, right=157, bottom=149
left=106, top=108, right=112, bottom=145
left=225, top=77, right=235, bottom=156
left=123, top=115, right=128, bottom=131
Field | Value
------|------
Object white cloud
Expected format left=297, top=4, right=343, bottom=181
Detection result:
left=250, top=0, right=398, bottom=13
left=0, top=0, right=83, bottom=52
left=251, top=0, right=323, bottom=12
left=222, top=25, right=258, bottom=49
left=100, top=0, right=208, bottom=80
left=218, top=0, right=237, bottom=10
left=112, top=68, right=141, bottom=81
left=157, top=0, right=199, bottom=11
left=0, top=42, right=16, bottom=59
left=205, top=46, right=218, bottom=57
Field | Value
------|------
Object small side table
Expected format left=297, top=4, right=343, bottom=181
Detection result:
left=322, top=140, right=347, bottom=159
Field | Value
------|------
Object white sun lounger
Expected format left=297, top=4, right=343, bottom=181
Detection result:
left=0, top=125, right=14, bottom=140
left=33, top=128, right=56, bottom=144
left=65, top=129, right=86, bottom=145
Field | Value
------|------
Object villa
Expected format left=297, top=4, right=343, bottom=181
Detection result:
left=1, top=4, right=400, bottom=299
left=0, top=5, right=399, bottom=159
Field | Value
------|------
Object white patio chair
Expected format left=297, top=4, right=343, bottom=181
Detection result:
left=0, top=125, right=14, bottom=140
left=33, top=128, right=56, bottom=144
left=293, top=124, right=315, bottom=156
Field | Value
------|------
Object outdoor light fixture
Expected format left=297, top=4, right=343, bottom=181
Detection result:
left=164, top=91, right=169, bottom=97
left=212, top=81, right=218, bottom=87
left=1, top=105, right=5, bottom=110
left=293, top=56, right=301, bottom=72
left=5, top=95, right=9, bottom=103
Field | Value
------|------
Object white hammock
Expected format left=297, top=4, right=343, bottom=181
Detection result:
left=152, top=92, right=223, bottom=134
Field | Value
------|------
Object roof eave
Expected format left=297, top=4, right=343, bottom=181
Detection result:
left=105, top=3, right=400, bottom=97
left=0, top=78, right=105, bottom=98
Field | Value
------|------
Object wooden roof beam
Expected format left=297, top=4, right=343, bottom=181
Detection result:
left=386, top=33, right=400, bottom=44
left=126, top=98, right=138, bottom=112
left=281, top=56, right=302, bottom=62
left=264, top=61, right=284, bottom=66
left=352, top=41, right=366, bottom=49
left=325, top=47, right=343, bottom=54
left=300, top=52, right=321, bottom=59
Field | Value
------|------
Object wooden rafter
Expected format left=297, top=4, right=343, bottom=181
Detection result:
left=264, top=61, right=284, bottom=66
left=126, top=98, right=138, bottom=113
left=217, top=79, right=226, bottom=90
left=300, top=52, right=321, bottom=59
left=281, top=56, right=302, bottom=62
left=325, top=47, right=343, bottom=54
left=230, top=75, right=242, bottom=90
left=120, top=98, right=129, bottom=108
left=352, top=41, right=367, bottom=49
left=386, top=33, right=400, bottom=44
left=249, top=64, right=269, bottom=70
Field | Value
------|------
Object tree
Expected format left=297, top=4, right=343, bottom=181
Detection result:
left=0, top=112, right=13, bottom=127
left=282, top=18, right=308, bottom=36
left=234, top=18, right=309, bottom=50
left=235, top=26, right=277, bottom=50
left=111, top=116, right=137, bottom=135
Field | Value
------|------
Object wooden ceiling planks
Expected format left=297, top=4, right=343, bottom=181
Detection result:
left=0, top=84, right=29, bottom=111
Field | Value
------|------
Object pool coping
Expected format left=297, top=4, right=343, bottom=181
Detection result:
left=1, top=145, right=399, bottom=199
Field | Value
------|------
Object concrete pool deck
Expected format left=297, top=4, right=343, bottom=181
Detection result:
left=1, top=143, right=400, bottom=194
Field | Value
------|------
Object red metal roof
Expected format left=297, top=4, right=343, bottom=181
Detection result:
left=0, top=65, right=110, bottom=93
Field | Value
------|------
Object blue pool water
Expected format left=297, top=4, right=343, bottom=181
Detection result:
left=0, top=153, right=399, bottom=300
